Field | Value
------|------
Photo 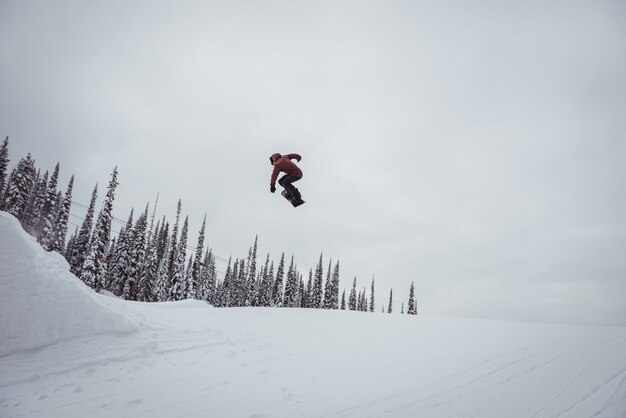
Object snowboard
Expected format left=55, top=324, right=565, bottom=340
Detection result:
left=281, top=190, right=306, bottom=207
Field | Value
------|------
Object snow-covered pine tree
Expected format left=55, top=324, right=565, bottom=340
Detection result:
left=283, top=256, right=298, bottom=307
left=340, top=289, right=346, bottom=310
left=311, top=253, right=324, bottom=308
left=387, top=289, right=393, bottom=313
left=401, top=303, right=404, bottom=314
left=68, top=184, right=97, bottom=276
left=330, top=261, right=340, bottom=309
left=4, top=153, right=36, bottom=222
left=322, top=258, right=333, bottom=309
left=205, top=250, right=217, bottom=304
left=81, top=167, right=118, bottom=293
left=110, top=209, right=134, bottom=295
left=169, top=215, right=188, bottom=301
left=156, top=217, right=169, bottom=262
left=358, top=288, right=366, bottom=311
left=65, top=225, right=78, bottom=258
left=183, top=256, right=194, bottom=300
left=407, top=282, right=417, bottom=315
left=236, top=259, right=247, bottom=306
left=153, top=239, right=171, bottom=302
left=226, top=259, right=237, bottom=306
left=123, top=207, right=148, bottom=300
left=0, top=137, right=9, bottom=198
left=257, top=255, right=270, bottom=306
left=219, top=257, right=233, bottom=307
left=272, top=252, right=285, bottom=307
left=303, top=269, right=313, bottom=308
left=369, top=277, right=375, bottom=312
left=259, top=257, right=273, bottom=307
left=137, top=222, right=159, bottom=302
left=21, top=169, right=45, bottom=235
left=168, top=199, right=182, bottom=281
left=191, top=215, right=206, bottom=299
left=348, top=277, right=357, bottom=311
left=297, top=274, right=305, bottom=307
left=40, top=163, right=60, bottom=245
left=49, top=175, right=74, bottom=254
left=197, top=248, right=216, bottom=304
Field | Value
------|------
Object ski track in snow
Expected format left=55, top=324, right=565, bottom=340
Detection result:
left=2, top=309, right=626, bottom=418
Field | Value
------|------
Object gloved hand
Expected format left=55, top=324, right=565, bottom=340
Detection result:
left=296, top=156, right=302, bottom=162
left=270, top=185, right=276, bottom=193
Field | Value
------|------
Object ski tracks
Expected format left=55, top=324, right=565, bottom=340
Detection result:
left=324, top=328, right=626, bottom=418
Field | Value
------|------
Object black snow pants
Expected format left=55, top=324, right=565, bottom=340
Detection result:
left=278, top=174, right=302, bottom=200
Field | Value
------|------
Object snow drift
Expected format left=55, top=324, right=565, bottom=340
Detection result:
left=0, top=212, right=136, bottom=357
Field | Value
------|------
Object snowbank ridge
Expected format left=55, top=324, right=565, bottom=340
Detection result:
left=0, top=212, right=136, bottom=357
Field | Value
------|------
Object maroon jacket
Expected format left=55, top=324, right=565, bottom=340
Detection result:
left=270, top=153, right=303, bottom=187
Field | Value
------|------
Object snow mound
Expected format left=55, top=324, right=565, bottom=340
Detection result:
left=0, top=212, right=136, bottom=357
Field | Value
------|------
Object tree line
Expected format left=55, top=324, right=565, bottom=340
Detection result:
left=0, top=137, right=418, bottom=314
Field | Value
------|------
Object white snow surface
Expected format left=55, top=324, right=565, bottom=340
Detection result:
left=1, top=212, right=626, bottom=418
left=0, top=212, right=136, bottom=357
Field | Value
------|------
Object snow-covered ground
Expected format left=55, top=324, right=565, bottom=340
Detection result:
left=1, top=211, right=626, bottom=418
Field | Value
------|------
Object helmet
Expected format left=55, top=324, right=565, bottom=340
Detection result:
left=269, top=153, right=281, bottom=165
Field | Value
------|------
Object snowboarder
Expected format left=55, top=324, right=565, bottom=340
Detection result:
left=269, top=153, right=305, bottom=207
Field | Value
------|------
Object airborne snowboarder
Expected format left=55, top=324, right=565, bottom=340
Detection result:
left=269, top=153, right=305, bottom=207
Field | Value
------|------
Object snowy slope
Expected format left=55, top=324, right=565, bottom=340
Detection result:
left=0, top=212, right=136, bottom=357
left=1, top=212, right=626, bottom=418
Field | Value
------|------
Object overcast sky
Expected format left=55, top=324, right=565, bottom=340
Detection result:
left=1, top=0, right=625, bottom=326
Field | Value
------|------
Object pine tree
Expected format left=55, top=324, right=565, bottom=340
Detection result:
left=220, top=258, right=233, bottom=307
left=272, top=253, right=285, bottom=307
left=407, top=282, right=417, bottom=315
left=69, top=184, right=97, bottom=277
left=0, top=137, right=9, bottom=198
left=358, top=288, right=366, bottom=311
left=156, top=217, right=169, bottom=263
left=283, top=256, right=298, bottom=307
left=322, top=258, right=333, bottom=309
left=304, top=269, right=313, bottom=308
left=49, top=175, right=74, bottom=254
left=236, top=259, right=247, bottom=306
left=40, top=163, right=60, bottom=245
left=65, top=225, right=78, bottom=258
left=21, top=169, right=46, bottom=235
left=348, top=277, right=357, bottom=311
left=330, top=261, right=340, bottom=309
left=81, top=167, right=118, bottom=293
left=191, top=215, right=206, bottom=299
left=340, top=289, right=346, bottom=310
left=259, top=256, right=273, bottom=307
left=369, top=277, right=375, bottom=312
left=154, top=239, right=171, bottom=302
left=183, top=256, right=195, bottom=299
left=311, top=253, right=324, bottom=308
left=123, top=207, right=148, bottom=300
left=4, top=153, right=36, bottom=221
left=198, top=249, right=216, bottom=304
left=169, top=216, right=188, bottom=301
left=137, top=226, right=159, bottom=302
left=297, top=275, right=305, bottom=307
left=401, top=303, right=404, bottom=314
left=110, top=209, right=134, bottom=295
left=168, top=199, right=182, bottom=281
left=387, top=289, right=393, bottom=314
